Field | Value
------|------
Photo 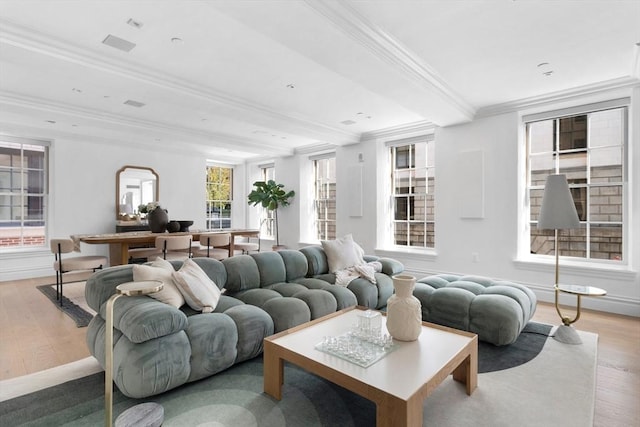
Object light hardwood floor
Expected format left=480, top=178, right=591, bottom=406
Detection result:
left=1, top=274, right=638, bottom=426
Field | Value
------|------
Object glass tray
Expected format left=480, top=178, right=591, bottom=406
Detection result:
left=315, top=331, right=397, bottom=368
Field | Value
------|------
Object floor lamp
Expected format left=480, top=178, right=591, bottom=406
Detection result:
left=105, top=281, right=164, bottom=427
left=537, top=174, right=581, bottom=344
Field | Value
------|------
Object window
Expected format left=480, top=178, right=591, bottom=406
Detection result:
left=313, top=156, right=336, bottom=240
left=527, top=106, right=626, bottom=262
left=0, top=138, right=48, bottom=248
left=259, top=165, right=275, bottom=238
left=390, top=139, right=435, bottom=248
left=205, top=165, right=232, bottom=230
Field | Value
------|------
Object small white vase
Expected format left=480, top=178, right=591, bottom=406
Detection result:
left=386, top=274, right=422, bottom=341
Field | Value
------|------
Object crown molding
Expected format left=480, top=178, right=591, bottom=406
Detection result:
left=475, top=76, right=640, bottom=118
left=0, top=119, right=254, bottom=164
left=293, top=142, right=338, bottom=156
left=305, top=0, right=475, bottom=122
left=361, top=120, right=437, bottom=142
left=0, top=91, right=294, bottom=157
left=0, top=19, right=358, bottom=145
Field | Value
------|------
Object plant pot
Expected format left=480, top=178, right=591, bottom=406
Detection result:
left=147, top=208, right=168, bottom=233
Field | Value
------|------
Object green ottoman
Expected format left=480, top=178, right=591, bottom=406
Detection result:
left=414, top=274, right=537, bottom=346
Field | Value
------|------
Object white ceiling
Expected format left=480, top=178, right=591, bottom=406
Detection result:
left=1, top=0, right=638, bottom=163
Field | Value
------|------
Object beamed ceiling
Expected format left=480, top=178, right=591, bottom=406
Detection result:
left=0, top=0, right=638, bottom=162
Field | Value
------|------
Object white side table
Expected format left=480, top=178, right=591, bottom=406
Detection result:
left=554, top=284, right=606, bottom=345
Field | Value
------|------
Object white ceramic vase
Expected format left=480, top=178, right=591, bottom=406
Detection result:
left=386, top=274, right=422, bottom=341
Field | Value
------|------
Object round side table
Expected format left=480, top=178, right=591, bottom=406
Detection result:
left=554, top=284, right=606, bottom=345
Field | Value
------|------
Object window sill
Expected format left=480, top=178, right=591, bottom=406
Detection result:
left=374, top=247, right=438, bottom=261
left=513, top=256, right=637, bottom=282
left=0, top=247, right=49, bottom=257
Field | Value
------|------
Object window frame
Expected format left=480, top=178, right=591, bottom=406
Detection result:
left=520, top=99, right=630, bottom=268
left=0, top=136, right=50, bottom=251
left=312, top=155, right=336, bottom=241
left=387, top=136, right=435, bottom=250
left=205, top=164, right=233, bottom=230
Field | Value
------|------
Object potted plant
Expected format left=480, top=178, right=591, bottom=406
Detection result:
left=247, top=180, right=295, bottom=249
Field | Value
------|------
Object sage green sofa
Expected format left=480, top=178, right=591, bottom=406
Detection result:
left=299, top=245, right=404, bottom=309
left=85, top=249, right=404, bottom=398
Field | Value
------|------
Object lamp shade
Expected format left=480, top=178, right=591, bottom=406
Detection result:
left=537, top=174, right=580, bottom=230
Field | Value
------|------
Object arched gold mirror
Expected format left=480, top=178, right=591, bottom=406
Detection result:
left=116, top=166, right=159, bottom=219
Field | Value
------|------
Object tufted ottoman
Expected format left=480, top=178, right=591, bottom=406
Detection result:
left=413, top=274, right=537, bottom=346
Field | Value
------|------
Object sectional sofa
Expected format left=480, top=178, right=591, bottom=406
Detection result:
left=85, top=248, right=404, bottom=398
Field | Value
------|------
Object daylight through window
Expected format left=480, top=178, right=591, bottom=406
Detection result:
left=313, top=156, right=336, bottom=240
left=390, top=139, right=435, bottom=248
left=206, top=165, right=233, bottom=230
left=0, top=139, right=48, bottom=248
left=527, top=106, right=626, bottom=262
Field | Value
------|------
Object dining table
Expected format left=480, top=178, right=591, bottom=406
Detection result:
left=77, top=229, right=260, bottom=266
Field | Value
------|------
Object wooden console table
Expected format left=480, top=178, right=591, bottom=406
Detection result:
left=78, top=229, right=259, bottom=266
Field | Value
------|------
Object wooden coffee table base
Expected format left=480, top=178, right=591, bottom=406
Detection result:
left=263, top=308, right=477, bottom=427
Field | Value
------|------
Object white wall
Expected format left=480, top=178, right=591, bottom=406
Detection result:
left=1, top=136, right=208, bottom=280
left=3, top=89, right=638, bottom=318
left=281, top=88, right=639, bottom=317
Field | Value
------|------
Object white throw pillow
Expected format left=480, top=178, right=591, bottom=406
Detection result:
left=172, top=258, right=221, bottom=313
left=132, top=258, right=185, bottom=308
left=321, top=234, right=365, bottom=273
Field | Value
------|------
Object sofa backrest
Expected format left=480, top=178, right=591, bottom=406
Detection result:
left=250, top=251, right=287, bottom=287
left=299, top=245, right=329, bottom=276
left=86, top=258, right=229, bottom=312
left=222, top=255, right=261, bottom=292
left=275, top=250, right=308, bottom=281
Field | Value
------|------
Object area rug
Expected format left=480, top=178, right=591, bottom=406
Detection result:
left=36, top=281, right=95, bottom=328
left=0, top=326, right=596, bottom=427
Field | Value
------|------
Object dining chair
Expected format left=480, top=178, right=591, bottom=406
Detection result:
left=155, top=234, right=193, bottom=261
left=51, top=238, right=108, bottom=306
left=192, top=233, right=230, bottom=260
left=234, top=234, right=260, bottom=255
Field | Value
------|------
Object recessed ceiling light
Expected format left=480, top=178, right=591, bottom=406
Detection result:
left=72, top=88, right=83, bottom=93
left=286, top=84, right=295, bottom=89
left=537, top=62, right=550, bottom=68
left=102, top=34, right=136, bottom=52
left=543, top=71, right=554, bottom=77
left=45, top=120, right=56, bottom=124
left=171, top=37, right=184, bottom=44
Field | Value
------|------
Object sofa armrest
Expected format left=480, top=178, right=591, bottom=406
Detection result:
left=99, top=296, right=188, bottom=343
left=377, top=257, right=404, bottom=276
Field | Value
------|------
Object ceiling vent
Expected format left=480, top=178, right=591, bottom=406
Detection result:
left=127, top=18, right=143, bottom=29
left=124, top=99, right=145, bottom=108
left=102, top=34, right=136, bottom=52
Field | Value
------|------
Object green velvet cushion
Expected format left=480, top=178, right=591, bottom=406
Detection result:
left=250, top=251, right=287, bottom=286
left=222, top=255, right=260, bottom=292
left=185, top=313, right=238, bottom=382
left=99, top=296, right=188, bottom=343
left=277, top=250, right=309, bottom=281
left=299, top=245, right=329, bottom=276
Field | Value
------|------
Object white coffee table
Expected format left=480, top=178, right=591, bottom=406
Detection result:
left=264, top=306, right=478, bottom=427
